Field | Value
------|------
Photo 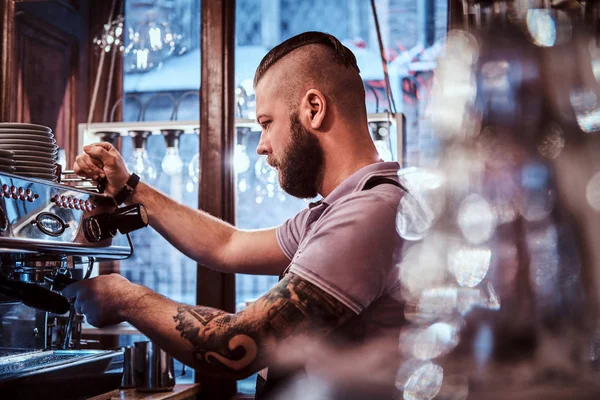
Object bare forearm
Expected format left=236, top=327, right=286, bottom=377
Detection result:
left=126, top=182, right=289, bottom=275
left=126, top=182, right=236, bottom=271
left=120, top=274, right=355, bottom=380
left=122, top=284, right=265, bottom=380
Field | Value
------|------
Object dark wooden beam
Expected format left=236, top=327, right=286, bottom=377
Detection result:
left=197, top=0, right=237, bottom=398
left=0, top=0, right=90, bottom=168
left=0, top=1, right=16, bottom=123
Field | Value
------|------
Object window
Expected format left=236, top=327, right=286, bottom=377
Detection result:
left=118, top=0, right=201, bottom=384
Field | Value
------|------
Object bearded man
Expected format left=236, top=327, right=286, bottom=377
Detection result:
left=66, top=31, right=406, bottom=399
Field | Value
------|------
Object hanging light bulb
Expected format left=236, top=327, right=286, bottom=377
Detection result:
left=160, top=129, right=184, bottom=176
left=123, top=9, right=182, bottom=73
left=96, top=131, right=120, bottom=147
left=162, top=147, right=184, bottom=176
left=127, top=130, right=157, bottom=183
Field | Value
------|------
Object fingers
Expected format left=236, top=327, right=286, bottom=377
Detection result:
left=73, top=155, right=104, bottom=179
left=83, top=142, right=127, bottom=175
left=61, top=281, right=82, bottom=299
left=74, top=298, right=84, bottom=315
left=84, top=143, right=115, bottom=164
left=62, top=281, right=90, bottom=318
left=85, top=142, right=113, bottom=152
left=82, top=156, right=104, bottom=178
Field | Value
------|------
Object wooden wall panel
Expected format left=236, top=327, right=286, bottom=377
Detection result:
left=15, top=14, right=76, bottom=155
left=0, top=0, right=89, bottom=168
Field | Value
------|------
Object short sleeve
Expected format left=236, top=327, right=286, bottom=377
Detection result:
left=289, top=191, right=402, bottom=314
left=275, top=208, right=311, bottom=261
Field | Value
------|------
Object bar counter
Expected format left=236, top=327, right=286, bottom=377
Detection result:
left=89, top=383, right=201, bottom=400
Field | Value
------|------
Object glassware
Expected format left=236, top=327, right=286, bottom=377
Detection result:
left=395, top=19, right=600, bottom=400
left=188, top=128, right=201, bottom=184
left=93, top=15, right=125, bottom=54
left=188, top=154, right=200, bottom=183
left=123, top=9, right=182, bottom=73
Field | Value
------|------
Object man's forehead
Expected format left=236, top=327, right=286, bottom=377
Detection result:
left=255, top=69, right=283, bottom=110
left=255, top=66, right=281, bottom=94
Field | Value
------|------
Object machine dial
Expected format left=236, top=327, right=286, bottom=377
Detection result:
left=83, top=216, right=108, bottom=243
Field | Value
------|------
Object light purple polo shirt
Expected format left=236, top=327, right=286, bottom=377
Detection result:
left=276, top=161, right=406, bottom=341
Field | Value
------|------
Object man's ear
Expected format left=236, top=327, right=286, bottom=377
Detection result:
left=300, top=89, right=326, bottom=129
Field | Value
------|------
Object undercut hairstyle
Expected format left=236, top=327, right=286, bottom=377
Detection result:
left=254, top=31, right=361, bottom=87
left=253, top=31, right=367, bottom=122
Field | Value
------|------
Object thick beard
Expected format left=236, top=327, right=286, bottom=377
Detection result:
left=276, top=113, right=324, bottom=199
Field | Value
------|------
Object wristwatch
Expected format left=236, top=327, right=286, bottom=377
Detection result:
left=114, top=173, right=140, bottom=205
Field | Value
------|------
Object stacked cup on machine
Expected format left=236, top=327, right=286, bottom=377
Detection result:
left=0, top=123, right=58, bottom=182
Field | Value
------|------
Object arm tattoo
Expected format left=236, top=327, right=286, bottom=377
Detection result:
left=173, top=273, right=354, bottom=377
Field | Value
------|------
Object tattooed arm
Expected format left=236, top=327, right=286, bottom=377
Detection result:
left=119, top=272, right=354, bottom=380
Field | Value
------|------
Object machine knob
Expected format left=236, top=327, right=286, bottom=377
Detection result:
left=83, top=204, right=149, bottom=243
left=83, top=215, right=113, bottom=243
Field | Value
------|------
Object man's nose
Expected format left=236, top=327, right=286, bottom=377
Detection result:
left=256, top=132, right=271, bottom=155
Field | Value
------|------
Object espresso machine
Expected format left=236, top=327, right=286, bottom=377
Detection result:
left=0, top=171, right=148, bottom=398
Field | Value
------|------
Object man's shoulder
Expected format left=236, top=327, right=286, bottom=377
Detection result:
left=311, top=187, right=403, bottom=235
left=328, top=180, right=405, bottom=213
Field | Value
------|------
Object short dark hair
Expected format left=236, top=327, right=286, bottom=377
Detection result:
left=253, top=31, right=361, bottom=87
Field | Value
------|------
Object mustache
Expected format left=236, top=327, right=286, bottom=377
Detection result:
left=266, top=156, right=279, bottom=168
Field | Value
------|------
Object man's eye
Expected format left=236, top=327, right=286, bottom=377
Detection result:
left=260, top=121, right=271, bottom=129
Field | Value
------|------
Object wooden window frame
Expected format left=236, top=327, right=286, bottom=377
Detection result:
left=197, top=0, right=237, bottom=398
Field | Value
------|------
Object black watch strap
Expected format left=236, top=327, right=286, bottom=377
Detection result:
left=114, top=173, right=140, bottom=205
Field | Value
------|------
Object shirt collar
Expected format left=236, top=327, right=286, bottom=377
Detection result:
left=320, top=161, right=401, bottom=205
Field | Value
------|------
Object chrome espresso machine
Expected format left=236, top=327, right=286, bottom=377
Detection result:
left=0, top=171, right=148, bottom=398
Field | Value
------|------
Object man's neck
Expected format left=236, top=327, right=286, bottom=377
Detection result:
left=318, top=153, right=381, bottom=198
left=317, top=120, right=382, bottom=198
